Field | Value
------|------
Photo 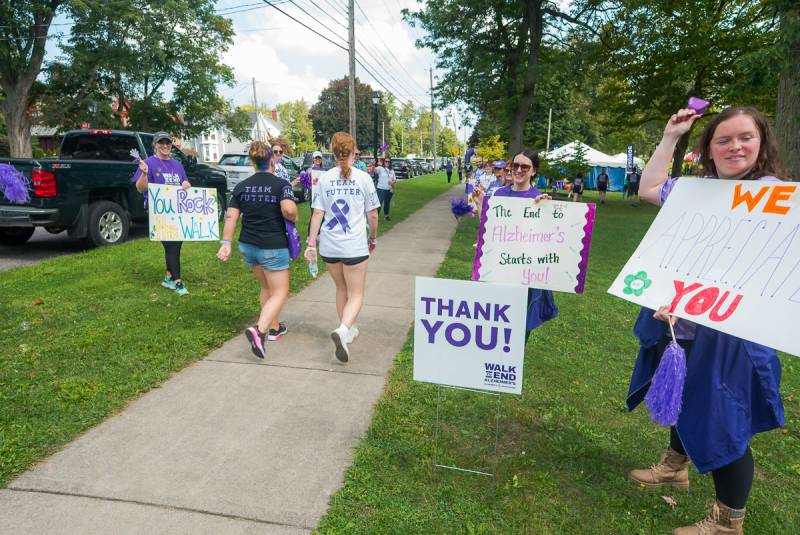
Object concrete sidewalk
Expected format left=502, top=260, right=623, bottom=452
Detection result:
left=0, top=185, right=462, bottom=534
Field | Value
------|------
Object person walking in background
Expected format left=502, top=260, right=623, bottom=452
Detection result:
left=627, top=166, right=640, bottom=205
left=306, top=132, right=380, bottom=363
left=626, top=105, right=788, bottom=535
left=353, top=149, right=367, bottom=172
left=571, top=171, right=585, bottom=202
left=596, top=167, right=610, bottom=204
left=445, top=159, right=453, bottom=183
left=133, top=131, right=191, bottom=296
left=457, top=156, right=463, bottom=183
left=376, top=156, right=397, bottom=221
left=271, top=143, right=291, bottom=182
left=216, top=141, right=297, bottom=359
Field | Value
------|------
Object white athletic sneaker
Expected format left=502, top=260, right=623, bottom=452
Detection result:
left=347, top=325, right=359, bottom=344
left=331, top=325, right=350, bottom=363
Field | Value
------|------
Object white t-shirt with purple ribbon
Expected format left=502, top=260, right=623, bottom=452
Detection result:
left=312, top=166, right=381, bottom=258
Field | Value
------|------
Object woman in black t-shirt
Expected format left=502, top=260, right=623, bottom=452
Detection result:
left=216, top=141, right=298, bottom=359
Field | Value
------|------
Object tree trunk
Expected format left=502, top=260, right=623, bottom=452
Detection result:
left=776, top=3, right=800, bottom=180
left=2, top=82, right=34, bottom=158
left=508, top=0, right=543, bottom=155
left=670, top=132, right=690, bottom=178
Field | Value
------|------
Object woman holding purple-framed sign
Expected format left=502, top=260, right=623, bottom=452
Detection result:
left=306, top=132, right=381, bottom=363
left=216, top=141, right=298, bottom=360
left=472, top=148, right=559, bottom=342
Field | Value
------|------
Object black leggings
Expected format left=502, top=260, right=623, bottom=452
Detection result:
left=162, top=241, right=183, bottom=281
left=670, top=427, right=753, bottom=509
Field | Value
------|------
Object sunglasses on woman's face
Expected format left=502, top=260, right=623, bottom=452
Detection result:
left=273, top=149, right=283, bottom=154
left=511, top=162, right=532, bottom=172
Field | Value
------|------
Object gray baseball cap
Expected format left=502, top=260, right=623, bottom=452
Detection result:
left=312, top=150, right=323, bottom=159
left=153, top=131, right=173, bottom=143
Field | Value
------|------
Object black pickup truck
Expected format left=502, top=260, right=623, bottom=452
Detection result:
left=0, top=129, right=227, bottom=246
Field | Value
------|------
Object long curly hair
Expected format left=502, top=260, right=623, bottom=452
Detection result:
left=331, top=132, right=355, bottom=179
left=698, top=107, right=790, bottom=181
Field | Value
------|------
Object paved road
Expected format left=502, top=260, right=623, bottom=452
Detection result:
left=0, top=225, right=148, bottom=272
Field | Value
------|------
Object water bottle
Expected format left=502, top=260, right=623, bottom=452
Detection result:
left=309, top=259, right=318, bottom=279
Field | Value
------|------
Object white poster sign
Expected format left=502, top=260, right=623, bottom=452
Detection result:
left=148, top=184, right=219, bottom=241
left=413, top=277, right=527, bottom=394
left=609, top=177, right=800, bottom=356
left=473, top=197, right=595, bottom=293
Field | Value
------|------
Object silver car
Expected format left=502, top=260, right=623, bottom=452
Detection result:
left=217, top=153, right=254, bottom=191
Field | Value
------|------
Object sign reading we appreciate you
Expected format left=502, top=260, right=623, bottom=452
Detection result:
left=609, top=177, right=800, bottom=356
left=473, top=197, right=596, bottom=293
left=413, top=277, right=527, bottom=394
left=148, top=183, right=219, bottom=241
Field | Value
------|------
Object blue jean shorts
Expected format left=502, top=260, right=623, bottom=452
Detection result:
left=238, top=242, right=290, bottom=271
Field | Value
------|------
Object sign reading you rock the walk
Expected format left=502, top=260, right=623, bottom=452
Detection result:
left=609, top=177, right=800, bottom=356
left=413, top=277, right=527, bottom=394
left=472, top=197, right=596, bottom=293
left=148, top=184, right=219, bottom=241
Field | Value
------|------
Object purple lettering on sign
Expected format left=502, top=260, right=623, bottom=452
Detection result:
left=445, top=323, right=470, bottom=347
left=421, top=319, right=444, bottom=343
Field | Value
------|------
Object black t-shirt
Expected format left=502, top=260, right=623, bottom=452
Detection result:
left=597, top=172, right=609, bottom=184
left=230, top=172, right=295, bottom=249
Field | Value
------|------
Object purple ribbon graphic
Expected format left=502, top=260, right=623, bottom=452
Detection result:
left=326, top=199, right=351, bottom=232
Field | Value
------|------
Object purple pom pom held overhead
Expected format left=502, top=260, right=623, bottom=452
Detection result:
left=0, top=163, right=30, bottom=204
left=450, top=197, right=474, bottom=221
left=687, top=96, right=709, bottom=117
left=645, top=340, right=687, bottom=426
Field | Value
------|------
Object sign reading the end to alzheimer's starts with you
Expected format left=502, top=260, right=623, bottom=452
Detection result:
left=609, top=177, right=800, bottom=356
left=473, top=198, right=596, bottom=293
left=148, top=184, right=219, bottom=241
left=413, top=277, right=527, bottom=394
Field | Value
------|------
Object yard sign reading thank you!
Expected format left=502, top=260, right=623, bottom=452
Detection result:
left=472, top=197, right=595, bottom=293
left=609, top=177, right=800, bottom=356
left=148, top=184, right=219, bottom=241
left=414, top=277, right=527, bottom=394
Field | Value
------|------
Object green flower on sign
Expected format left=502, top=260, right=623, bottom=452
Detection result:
left=623, top=271, right=651, bottom=296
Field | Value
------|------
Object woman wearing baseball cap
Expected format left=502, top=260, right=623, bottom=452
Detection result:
left=132, top=132, right=192, bottom=296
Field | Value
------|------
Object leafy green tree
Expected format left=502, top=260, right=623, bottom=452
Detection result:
left=588, top=0, right=778, bottom=177
left=476, top=134, right=506, bottom=162
left=0, top=1, right=67, bottom=157
left=275, top=100, right=315, bottom=155
left=39, top=0, right=235, bottom=139
left=309, top=77, right=389, bottom=153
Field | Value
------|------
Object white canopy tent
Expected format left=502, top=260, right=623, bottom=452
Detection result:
left=540, top=141, right=644, bottom=191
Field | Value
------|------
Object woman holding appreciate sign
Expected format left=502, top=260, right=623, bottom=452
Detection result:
left=306, top=132, right=381, bottom=363
left=133, top=131, right=191, bottom=296
left=626, top=106, right=789, bottom=535
left=216, top=141, right=297, bottom=359
left=473, top=149, right=559, bottom=341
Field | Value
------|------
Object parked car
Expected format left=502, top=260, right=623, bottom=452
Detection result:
left=0, top=129, right=228, bottom=246
left=217, top=153, right=253, bottom=191
left=413, top=158, right=432, bottom=174
left=391, top=158, right=414, bottom=179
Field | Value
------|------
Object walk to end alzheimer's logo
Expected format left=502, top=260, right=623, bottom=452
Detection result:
left=484, top=362, right=518, bottom=390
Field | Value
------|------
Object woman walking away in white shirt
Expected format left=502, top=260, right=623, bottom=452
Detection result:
left=306, top=132, right=381, bottom=363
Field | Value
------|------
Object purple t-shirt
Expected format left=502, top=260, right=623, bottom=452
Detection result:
left=657, top=175, right=780, bottom=339
left=492, top=184, right=542, bottom=198
left=132, top=156, right=189, bottom=208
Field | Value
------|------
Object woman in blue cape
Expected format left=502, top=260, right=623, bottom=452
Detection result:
left=473, top=148, right=558, bottom=340
left=627, top=106, right=789, bottom=535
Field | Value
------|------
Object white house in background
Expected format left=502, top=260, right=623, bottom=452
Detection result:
left=186, top=111, right=282, bottom=163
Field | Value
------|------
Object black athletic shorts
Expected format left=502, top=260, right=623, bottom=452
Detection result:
left=598, top=183, right=608, bottom=192
left=321, top=255, right=369, bottom=266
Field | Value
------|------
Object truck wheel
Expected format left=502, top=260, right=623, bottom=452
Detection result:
left=87, top=201, right=129, bottom=246
left=0, top=227, right=35, bottom=246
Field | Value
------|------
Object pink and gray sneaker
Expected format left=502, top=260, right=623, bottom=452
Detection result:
left=244, top=326, right=267, bottom=359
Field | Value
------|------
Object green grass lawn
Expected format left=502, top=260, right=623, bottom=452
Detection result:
left=0, top=172, right=454, bottom=488
left=315, top=190, right=800, bottom=535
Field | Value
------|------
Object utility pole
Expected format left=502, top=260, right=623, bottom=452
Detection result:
left=252, top=77, right=262, bottom=142
left=348, top=0, right=356, bottom=140
left=546, top=108, right=553, bottom=152
left=382, top=121, right=385, bottom=149
left=430, top=67, right=437, bottom=171
left=401, top=124, right=404, bottom=154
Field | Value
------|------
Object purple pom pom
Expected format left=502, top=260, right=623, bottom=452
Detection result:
left=687, top=96, right=709, bottom=117
left=450, top=197, right=474, bottom=220
left=299, top=171, right=312, bottom=190
left=0, top=163, right=30, bottom=204
left=645, top=341, right=687, bottom=426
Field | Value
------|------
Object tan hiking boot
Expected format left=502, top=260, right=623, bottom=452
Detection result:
left=673, top=500, right=745, bottom=535
left=628, top=448, right=690, bottom=489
